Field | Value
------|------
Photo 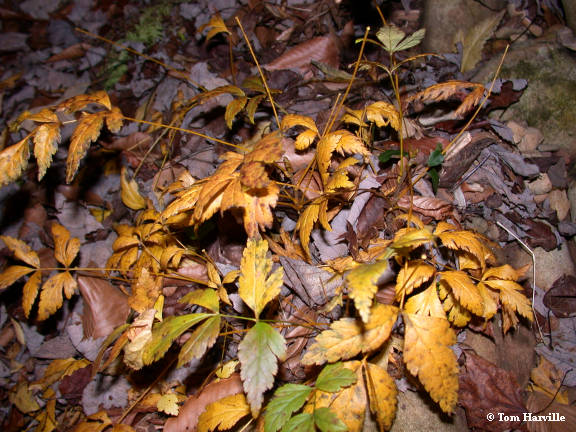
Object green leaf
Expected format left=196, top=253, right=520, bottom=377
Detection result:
left=314, top=407, right=348, bottom=432
left=315, top=362, right=357, bottom=392
left=177, top=315, right=221, bottom=367
left=394, top=28, right=426, bottom=52
left=142, top=313, right=212, bottom=365
left=376, top=25, right=425, bottom=54
left=428, top=168, right=440, bottom=194
left=427, top=143, right=444, bottom=167
left=264, top=384, right=313, bottom=432
left=281, top=413, right=315, bottom=432
left=239, top=322, right=287, bottom=417
left=378, top=149, right=408, bottom=164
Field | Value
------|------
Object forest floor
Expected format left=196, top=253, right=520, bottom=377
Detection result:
left=1, top=0, right=576, bottom=431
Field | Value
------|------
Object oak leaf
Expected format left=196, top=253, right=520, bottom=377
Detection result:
left=238, top=238, right=283, bottom=318
left=402, top=313, right=458, bottom=413
left=302, top=303, right=398, bottom=365
left=198, top=393, right=250, bottom=432
left=238, top=321, right=286, bottom=417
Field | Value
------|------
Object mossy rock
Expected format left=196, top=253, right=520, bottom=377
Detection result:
left=474, top=39, right=576, bottom=153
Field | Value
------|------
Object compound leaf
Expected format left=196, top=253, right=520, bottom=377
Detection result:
left=66, top=111, right=106, bottom=183
left=439, top=271, right=484, bottom=316
left=51, top=223, right=80, bottom=268
left=282, top=413, right=314, bottom=432
left=0, top=235, right=40, bottom=268
left=346, top=260, right=389, bottom=323
left=38, top=271, right=77, bottom=320
left=33, top=122, right=60, bottom=180
left=315, top=362, right=357, bottom=393
left=264, top=384, right=313, bottom=432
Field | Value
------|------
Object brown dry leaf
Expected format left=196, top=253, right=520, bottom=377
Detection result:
left=264, top=34, right=340, bottom=75
left=0, top=137, right=30, bottom=188
left=66, top=111, right=107, bottom=183
left=397, top=195, right=453, bottom=220
left=459, top=351, right=526, bottom=431
left=239, top=161, right=270, bottom=189
left=47, top=43, right=92, bottom=62
left=164, top=374, right=244, bottom=432
left=526, top=390, right=576, bottom=432
left=78, top=275, right=129, bottom=339
left=402, top=313, right=458, bottom=413
left=543, top=275, right=576, bottom=318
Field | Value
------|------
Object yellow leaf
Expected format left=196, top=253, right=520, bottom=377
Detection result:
left=34, top=392, right=57, bottom=432
left=332, top=130, right=369, bottom=157
left=365, top=362, right=398, bottom=431
left=280, top=114, right=318, bottom=134
left=66, top=111, right=107, bottom=183
left=121, top=167, right=147, bottom=210
left=295, top=129, right=318, bottom=151
left=198, top=14, right=231, bottom=41
left=404, top=283, right=445, bottom=318
left=438, top=284, right=471, bottom=327
left=310, top=361, right=366, bottom=432
left=23, top=271, right=42, bottom=318
left=391, top=227, right=434, bottom=251
left=366, top=101, right=401, bottom=131
left=0, top=235, right=40, bottom=268
left=346, top=259, right=389, bottom=323
left=433, top=221, right=458, bottom=235
left=0, top=137, right=30, bottom=187
left=456, top=10, right=505, bottom=72
left=302, top=304, right=398, bottom=365
left=476, top=282, right=498, bottom=319
left=238, top=238, right=283, bottom=318
left=38, top=271, right=77, bottom=320
left=402, top=313, right=458, bottom=413
left=58, top=90, right=112, bottom=112
left=482, top=264, right=523, bottom=281
left=33, top=358, right=90, bottom=390
left=128, top=268, right=162, bottom=313
left=198, top=394, right=250, bottom=432
left=51, top=223, right=80, bottom=267
left=157, top=393, right=180, bottom=416
left=483, top=279, right=533, bottom=322
left=395, top=260, right=436, bottom=301
left=10, top=380, right=40, bottom=414
left=216, top=360, right=239, bottom=379
left=439, top=271, right=484, bottom=316
left=225, top=97, right=247, bottom=129
left=25, top=108, right=58, bottom=123
left=295, top=197, right=323, bottom=258
left=33, top=123, right=61, bottom=180
left=437, top=230, right=487, bottom=268
left=241, top=183, right=280, bottom=239
left=0, top=265, right=35, bottom=290
left=105, top=106, right=123, bottom=132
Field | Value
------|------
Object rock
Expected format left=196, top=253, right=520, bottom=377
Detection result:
left=474, top=36, right=576, bottom=155
left=527, top=173, right=552, bottom=195
left=548, top=189, right=571, bottom=221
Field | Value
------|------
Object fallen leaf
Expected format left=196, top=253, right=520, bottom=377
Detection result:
left=264, top=35, right=340, bottom=75
left=543, top=275, right=576, bottom=318
left=198, top=393, right=250, bottom=432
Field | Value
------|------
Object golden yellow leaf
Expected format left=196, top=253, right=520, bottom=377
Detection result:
left=244, top=131, right=284, bottom=165
left=437, top=230, right=487, bottom=268
left=302, top=304, right=398, bottom=365
left=38, top=271, right=77, bottom=320
left=346, top=260, right=389, bottom=323
left=402, top=313, right=458, bottom=413
left=105, top=106, right=123, bottom=132
left=280, top=114, right=318, bottom=134
left=198, top=394, right=250, bottom=432
left=365, top=362, right=397, bottom=431
left=128, top=268, right=162, bottom=313
left=395, top=260, right=436, bottom=301
left=366, top=101, right=401, bottom=131
left=34, top=389, right=57, bottom=432
left=482, top=264, right=523, bottom=281
left=33, top=122, right=61, bottom=180
left=51, top=223, right=80, bottom=267
left=476, top=282, right=498, bottom=319
left=66, top=111, right=106, bottom=183
left=391, top=227, right=434, bottom=251
left=439, top=271, right=484, bottom=316
left=404, top=283, right=445, bottom=318
left=295, top=129, right=318, bottom=151
left=198, top=14, right=231, bottom=41
left=438, top=284, right=471, bottom=327
left=158, top=393, right=180, bottom=416
left=0, top=137, right=30, bottom=187
left=121, top=167, right=147, bottom=210
left=73, top=411, right=112, bottom=432
left=310, top=361, right=366, bottom=432
left=295, top=197, right=327, bottom=258
left=0, top=265, right=35, bottom=290
left=58, top=90, right=112, bottom=112
left=225, top=97, right=247, bottom=129
left=483, top=279, right=533, bottom=322
left=10, top=380, right=40, bottom=414
left=0, top=235, right=40, bottom=268
left=433, top=221, right=458, bottom=235
left=33, top=358, right=90, bottom=390
left=216, top=360, right=239, bottom=379
left=241, top=183, right=279, bottom=238
left=25, top=108, right=58, bottom=123
left=238, top=238, right=283, bottom=318
left=23, top=271, right=42, bottom=318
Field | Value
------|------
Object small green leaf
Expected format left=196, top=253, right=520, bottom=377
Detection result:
left=264, top=384, right=313, bottom=432
left=428, top=168, right=440, bottom=193
left=427, top=143, right=444, bottom=167
left=376, top=25, right=406, bottom=53
left=378, top=149, right=408, bottom=164
left=239, top=322, right=287, bottom=417
left=142, top=313, right=212, bottom=365
left=281, top=413, right=315, bottom=432
left=394, top=28, right=426, bottom=52
left=314, top=407, right=348, bottom=432
left=315, top=362, right=357, bottom=392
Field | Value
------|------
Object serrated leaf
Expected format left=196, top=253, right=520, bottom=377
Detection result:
left=482, top=264, right=523, bottom=281
left=302, top=304, right=398, bottom=365
left=179, top=288, right=220, bottom=313
left=23, top=271, right=42, bottom=318
left=295, top=129, right=318, bottom=151
left=404, top=283, right=446, bottom=318
left=121, top=167, right=147, bottom=211
left=142, top=313, right=212, bottom=365
left=315, top=362, right=357, bottom=392
left=365, top=362, right=397, bottom=431
left=296, top=197, right=324, bottom=258
left=264, top=384, right=313, bottom=432
left=376, top=25, right=406, bottom=53
left=66, top=111, right=106, bottom=183
left=457, top=10, right=505, bottom=72
left=439, top=284, right=471, bottom=327
left=476, top=282, right=498, bottom=319
left=238, top=322, right=286, bottom=417
left=282, top=413, right=314, bottom=432
left=391, top=227, right=434, bottom=251
left=366, top=101, right=401, bottom=131
left=394, top=28, right=426, bottom=52
left=33, top=122, right=60, bottom=180
left=58, top=90, right=111, bottom=112
left=0, top=265, right=35, bottom=290
left=105, top=106, right=123, bottom=132
left=225, top=97, right=248, bottom=129
left=238, top=238, right=283, bottom=318
left=158, top=393, right=180, bottom=416
left=439, top=271, right=484, bottom=316
left=313, top=407, right=347, bottom=432
left=281, top=114, right=318, bottom=134
left=198, top=393, right=250, bottom=432
left=0, top=236, right=39, bottom=269
left=178, top=315, right=221, bottom=367
left=346, top=259, right=389, bottom=323
left=483, top=279, right=533, bottom=322
left=402, top=313, right=458, bottom=413
left=25, top=108, right=58, bottom=123
left=51, top=223, right=80, bottom=267
left=0, top=137, right=30, bottom=187
left=198, top=14, right=231, bottom=41
left=38, top=271, right=77, bottom=320
left=34, top=358, right=90, bottom=390
left=438, top=230, right=487, bottom=268
left=245, top=95, right=266, bottom=124
left=395, top=260, right=436, bottom=301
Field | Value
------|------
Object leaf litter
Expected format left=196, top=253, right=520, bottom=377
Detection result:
left=0, top=0, right=575, bottom=431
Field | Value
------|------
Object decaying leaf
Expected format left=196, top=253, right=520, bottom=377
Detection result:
left=264, top=35, right=340, bottom=75
left=198, top=394, right=250, bottom=432
left=0, top=137, right=30, bottom=188
left=121, top=167, right=147, bottom=210
left=346, top=259, right=390, bottom=323
left=365, top=362, right=398, bottom=431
